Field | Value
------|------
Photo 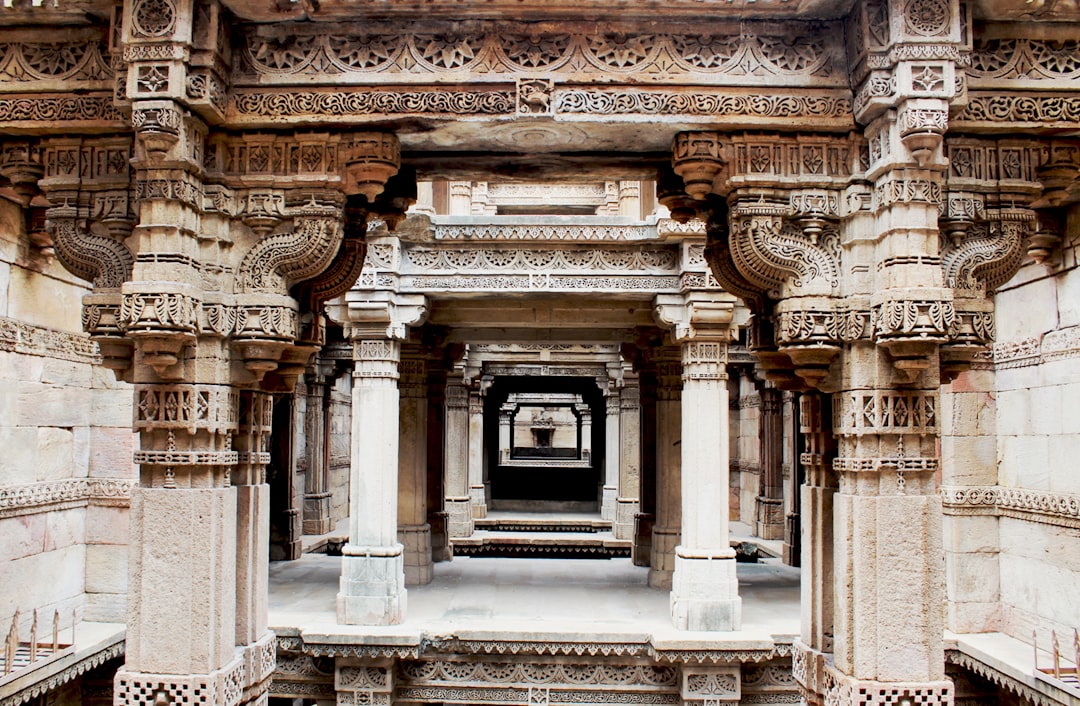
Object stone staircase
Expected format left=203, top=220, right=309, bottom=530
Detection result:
left=451, top=512, right=632, bottom=559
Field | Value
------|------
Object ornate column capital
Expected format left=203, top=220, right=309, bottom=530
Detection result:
left=328, top=291, right=428, bottom=342
left=653, top=292, right=739, bottom=344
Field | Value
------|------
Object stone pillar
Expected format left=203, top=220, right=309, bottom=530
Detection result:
left=411, top=181, right=436, bottom=216
left=337, top=337, right=407, bottom=625
left=448, top=181, right=472, bottom=215
left=755, top=388, right=785, bottom=540
left=576, top=403, right=593, bottom=463
left=619, top=181, right=641, bottom=218
left=670, top=339, right=741, bottom=631
left=795, top=392, right=837, bottom=705
left=601, top=389, right=620, bottom=521
left=232, top=390, right=276, bottom=704
left=467, top=388, right=488, bottom=518
left=648, top=344, right=682, bottom=589
left=302, top=362, right=332, bottom=535
left=398, top=345, right=432, bottom=586
left=427, top=362, right=451, bottom=564
left=615, top=370, right=641, bottom=540
left=444, top=371, right=474, bottom=538
left=119, top=381, right=246, bottom=706
left=633, top=359, right=657, bottom=567
left=498, top=402, right=514, bottom=465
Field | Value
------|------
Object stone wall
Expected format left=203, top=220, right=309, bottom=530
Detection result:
left=989, top=204, right=1080, bottom=641
left=0, top=198, right=135, bottom=635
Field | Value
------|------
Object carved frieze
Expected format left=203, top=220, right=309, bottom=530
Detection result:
left=235, top=22, right=844, bottom=85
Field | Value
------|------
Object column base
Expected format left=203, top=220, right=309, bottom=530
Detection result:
left=470, top=485, right=488, bottom=518
left=648, top=526, right=680, bottom=589
left=428, top=511, right=452, bottom=563
left=600, top=485, right=618, bottom=521
left=614, top=498, right=639, bottom=540
left=336, top=545, right=407, bottom=625
left=446, top=497, right=475, bottom=538
left=632, top=512, right=654, bottom=568
left=399, top=523, right=433, bottom=585
left=670, top=549, right=742, bottom=631
left=755, top=496, right=785, bottom=541
left=115, top=655, right=247, bottom=706
left=302, top=493, right=333, bottom=536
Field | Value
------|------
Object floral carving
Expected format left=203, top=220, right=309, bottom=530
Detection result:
left=49, top=217, right=135, bottom=290
left=970, top=38, right=1080, bottom=80
left=231, top=90, right=515, bottom=117
left=941, top=217, right=1031, bottom=292
left=556, top=90, right=852, bottom=118
left=905, top=0, right=950, bottom=37
left=237, top=212, right=344, bottom=293
left=498, top=33, right=572, bottom=69
left=132, top=0, right=177, bottom=38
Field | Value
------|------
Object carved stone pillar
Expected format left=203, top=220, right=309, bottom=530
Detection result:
left=118, top=382, right=246, bottom=706
left=615, top=370, right=641, bottom=541
left=601, top=389, right=620, bottom=521
left=793, top=392, right=837, bottom=706
left=426, top=361, right=451, bottom=564
left=648, top=344, right=682, bottom=590
left=498, top=402, right=514, bottom=465
left=444, top=370, right=474, bottom=538
left=468, top=388, right=488, bottom=518
left=633, top=357, right=658, bottom=568
left=302, top=362, right=332, bottom=535
left=755, top=388, right=785, bottom=540
left=398, top=344, right=433, bottom=586
left=337, top=336, right=408, bottom=624
left=329, top=292, right=426, bottom=625
left=670, top=338, right=741, bottom=631
left=576, top=403, right=593, bottom=464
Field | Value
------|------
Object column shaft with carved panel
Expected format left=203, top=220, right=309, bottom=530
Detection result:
left=444, top=370, right=474, bottom=538
left=398, top=343, right=433, bottom=586
left=615, top=370, right=641, bottom=541
left=467, top=387, right=488, bottom=519
left=601, top=388, right=620, bottom=522
left=337, top=336, right=408, bottom=625
left=755, top=388, right=785, bottom=541
left=648, top=343, right=683, bottom=590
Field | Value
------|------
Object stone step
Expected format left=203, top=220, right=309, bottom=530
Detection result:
left=473, top=517, right=612, bottom=534
left=451, top=530, right=631, bottom=559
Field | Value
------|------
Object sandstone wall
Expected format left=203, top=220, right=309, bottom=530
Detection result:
left=328, top=377, right=352, bottom=527
left=990, top=204, right=1080, bottom=641
left=0, top=198, right=135, bottom=636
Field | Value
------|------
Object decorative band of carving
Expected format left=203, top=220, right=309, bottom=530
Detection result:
left=231, top=90, right=515, bottom=118
left=0, top=316, right=100, bottom=364
left=956, top=93, right=1080, bottom=125
left=0, top=95, right=123, bottom=124
left=555, top=88, right=852, bottom=119
left=0, top=478, right=135, bottom=518
left=942, top=485, right=1080, bottom=529
left=133, top=449, right=239, bottom=466
left=993, top=326, right=1080, bottom=369
left=945, top=649, right=1063, bottom=706
left=833, top=391, right=938, bottom=435
left=434, top=223, right=666, bottom=241
left=834, top=456, right=940, bottom=473
left=134, top=385, right=239, bottom=433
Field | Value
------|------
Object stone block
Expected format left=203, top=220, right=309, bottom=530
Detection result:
left=945, top=551, right=1000, bottom=602
left=0, top=425, right=40, bottom=485
left=1029, top=384, right=1063, bottom=436
left=946, top=600, right=1001, bottom=634
left=1048, top=434, right=1080, bottom=494
left=942, top=514, right=999, bottom=554
left=1057, top=265, right=1080, bottom=329
left=940, top=435, right=997, bottom=485
left=85, top=543, right=128, bottom=594
left=36, top=426, right=76, bottom=482
left=13, top=353, right=44, bottom=384
left=8, top=267, right=85, bottom=332
left=89, top=426, right=137, bottom=477
left=127, top=487, right=238, bottom=675
left=90, top=386, right=135, bottom=428
left=18, top=382, right=90, bottom=428
left=84, top=590, right=126, bottom=624
left=45, top=507, right=86, bottom=551
left=86, top=504, right=130, bottom=544
left=0, top=514, right=46, bottom=562
left=994, top=388, right=1032, bottom=436
left=997, top=435, right=1049, bottom=490
left=41, top=357, right=92, bottom=387
left=997, top=278, right=1057, bottom=341
left=0, top=545, right=86, bottom=626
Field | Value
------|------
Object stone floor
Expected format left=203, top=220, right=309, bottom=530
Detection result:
left=268, top=553, right=802, bottom=645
